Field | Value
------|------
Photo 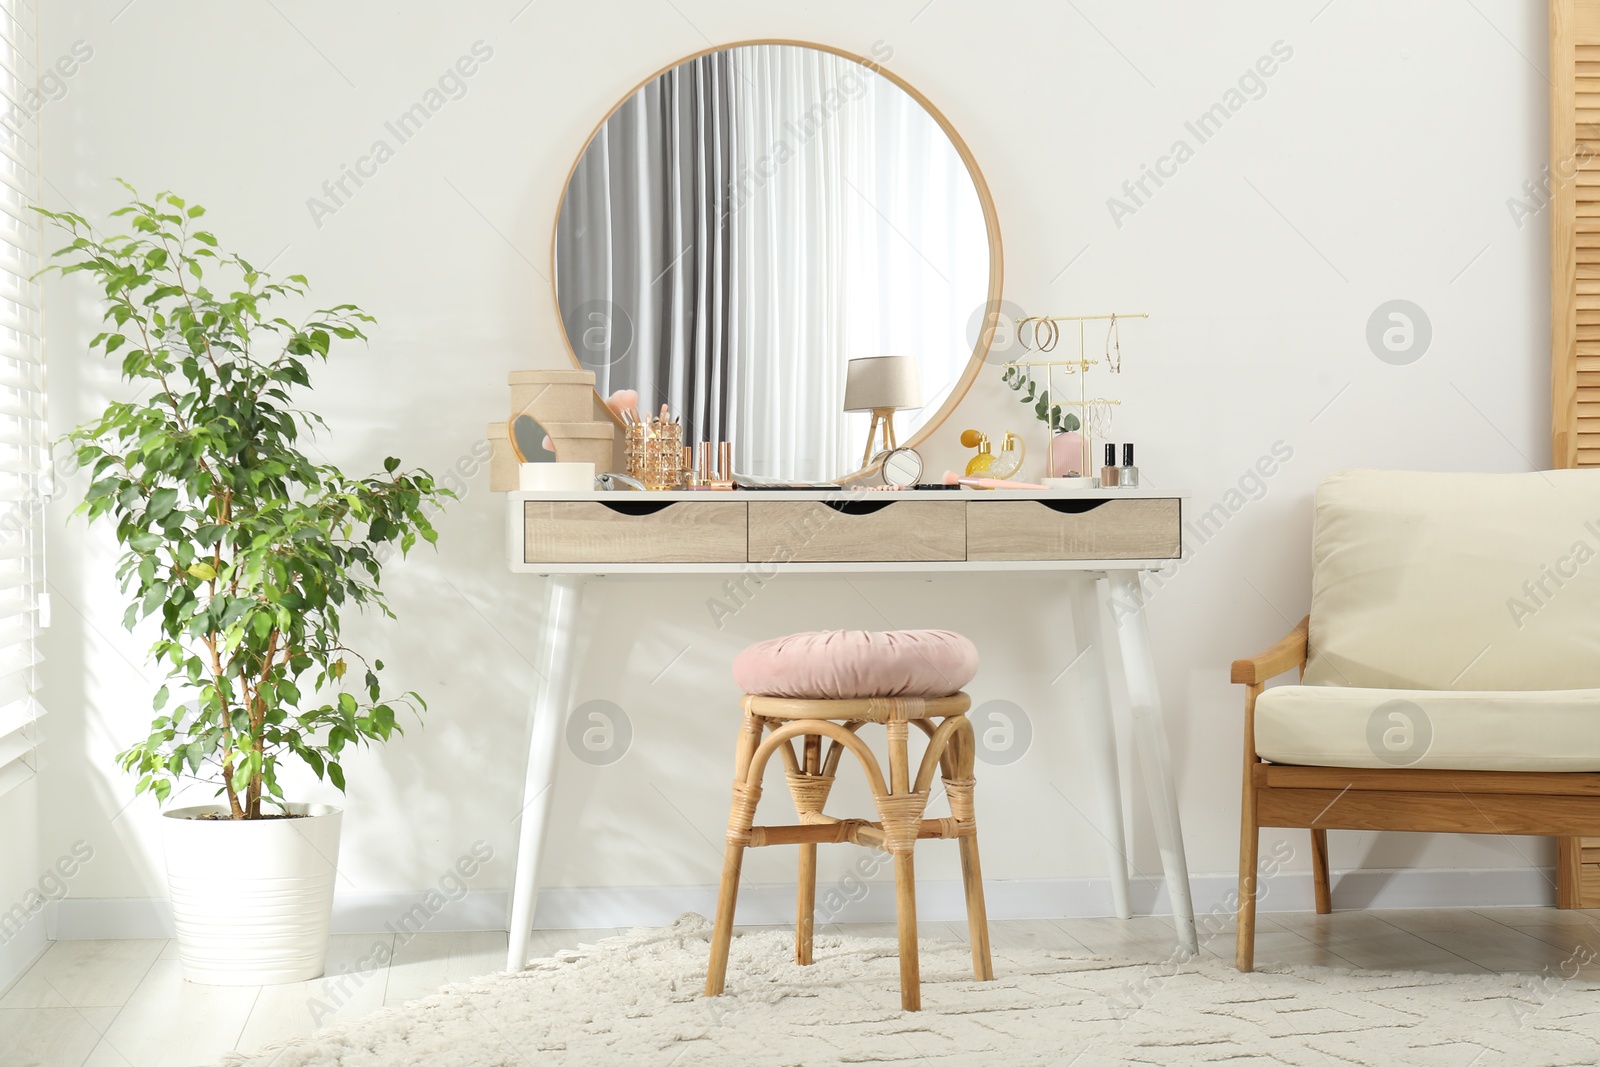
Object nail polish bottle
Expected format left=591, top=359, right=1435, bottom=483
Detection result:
left=1121, top=443, right=1140, bottom=488
left=1100, top=443, right=1120, bottom=488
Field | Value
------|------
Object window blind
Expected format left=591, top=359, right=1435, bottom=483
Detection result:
left=0, top=0, right=44, bottom=801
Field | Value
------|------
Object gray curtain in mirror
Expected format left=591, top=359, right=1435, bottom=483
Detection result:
left=555, top=51, right=736, bottom=444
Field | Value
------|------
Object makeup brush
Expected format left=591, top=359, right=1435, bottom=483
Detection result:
left=941, top=470, right=1050, bottom=491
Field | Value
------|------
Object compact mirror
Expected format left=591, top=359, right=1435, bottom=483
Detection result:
left=553, top=42, right=1000, bottom=484
left=509, top=414, right=557, bottom=463
left=876, top=447, right=923, bottom=487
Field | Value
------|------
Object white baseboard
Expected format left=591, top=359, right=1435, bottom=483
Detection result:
left=50, top=888, right=511, bottom=941
left=0, top=906, right=49, bottom=996
left=530, top=866, right=1556, bottom=928
left=48, top=866, right=1557, bottom=940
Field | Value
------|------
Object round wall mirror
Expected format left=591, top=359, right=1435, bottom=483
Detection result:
left=552, top=41, right=1001, bottom=483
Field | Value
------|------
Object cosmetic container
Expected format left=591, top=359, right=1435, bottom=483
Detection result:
left=1100, top=443, right=1120, bottom=488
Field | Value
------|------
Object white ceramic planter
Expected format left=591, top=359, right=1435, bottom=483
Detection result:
left=161, top=803, right=342, bottom=986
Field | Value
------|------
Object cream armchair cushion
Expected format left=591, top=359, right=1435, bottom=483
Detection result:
left=1303, top=469, right=1600, bottom=691
left=1254, top=686, right=1600, bottom=771
left=1257, top=468, right=1600, bottom=770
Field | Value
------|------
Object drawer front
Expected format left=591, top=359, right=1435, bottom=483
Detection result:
left=523, top=501, right=747, bottom=564
left=966, top=498, right=1180, bottom=561
left=747, top=500, right=966, bottom=562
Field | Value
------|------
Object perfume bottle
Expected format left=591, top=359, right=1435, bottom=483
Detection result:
left=987, top=432, right=1026, bottom=480
left=1121, top=443, right=1140, bottom=488
left=1100, top=443, right=1120, bottom=488
left=961, top=429, right=995, bottom=477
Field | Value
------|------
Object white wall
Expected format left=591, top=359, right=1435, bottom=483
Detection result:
left=0, top=778, right=46, bottom=988
left=35, top=0, right=1553, bottom=929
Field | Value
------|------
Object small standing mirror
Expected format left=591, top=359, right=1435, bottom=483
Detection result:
left=877, top=447, right=923, bottom=487
left=509, top=414, right=558, bottom=463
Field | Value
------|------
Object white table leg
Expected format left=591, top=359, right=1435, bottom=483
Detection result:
left=505, top=574, right=585, bottom=971
left=1068, top=576, right=1132, bottom=920
left=1106, top=569, right=1198, bottom=955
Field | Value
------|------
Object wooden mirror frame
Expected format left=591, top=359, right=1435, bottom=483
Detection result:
left=548, top=38, right=1004, bottom=483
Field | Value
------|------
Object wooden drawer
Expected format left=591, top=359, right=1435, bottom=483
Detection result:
left=966, top=498, right=1180, bottom=561
left=747, top=500, right=965, bottom=562
left=522, top=500, right=747, bottom=564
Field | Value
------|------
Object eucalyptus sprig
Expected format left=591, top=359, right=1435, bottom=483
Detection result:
left=999, top=364, right=1081, bottom=435
left=42, top=183, right=453, bottom=818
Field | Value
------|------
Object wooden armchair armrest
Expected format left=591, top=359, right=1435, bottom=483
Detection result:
left=1230, top=616, right=1309, bottom=685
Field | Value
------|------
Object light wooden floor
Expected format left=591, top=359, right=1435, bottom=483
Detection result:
left=5, top=908, right=1600, bottom=1067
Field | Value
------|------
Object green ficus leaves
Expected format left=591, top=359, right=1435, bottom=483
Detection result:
left=45, top=185, right=454, bottom=819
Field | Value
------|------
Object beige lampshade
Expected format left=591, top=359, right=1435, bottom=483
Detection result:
left=843, top=355, right=922, bottom=412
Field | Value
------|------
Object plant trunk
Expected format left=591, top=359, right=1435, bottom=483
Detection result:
left=246, top=738, right=262, bottom=818
left=222, top=764, right=245, bottom=820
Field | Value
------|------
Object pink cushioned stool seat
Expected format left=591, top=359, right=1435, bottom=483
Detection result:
left=733, top=629, right=979, bottom=700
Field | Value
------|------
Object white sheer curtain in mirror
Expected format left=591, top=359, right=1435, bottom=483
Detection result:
left=836, top=70, right=988, bottom=470
left=727, top=45, right=851, bottom=479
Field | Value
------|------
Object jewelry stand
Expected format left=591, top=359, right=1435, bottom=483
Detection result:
left=1003, top=312, right=1147, bottom=478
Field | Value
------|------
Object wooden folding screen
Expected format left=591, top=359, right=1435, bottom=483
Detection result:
left=1551, top=0, right=1600, bottom=905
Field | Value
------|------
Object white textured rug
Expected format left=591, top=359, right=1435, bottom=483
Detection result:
left=219, top=914, right=1600, bottom=1066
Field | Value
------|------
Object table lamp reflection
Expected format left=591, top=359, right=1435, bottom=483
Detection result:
left=844, top=355, right=923, bottom=468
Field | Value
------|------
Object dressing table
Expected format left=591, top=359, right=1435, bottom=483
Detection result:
left=502, top=36, right=1199, bottom=971
left=503, top=487, right=1199, bottom=969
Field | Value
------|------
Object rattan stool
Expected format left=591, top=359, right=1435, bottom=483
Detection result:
left=703, top=691, right=995, bottom=1011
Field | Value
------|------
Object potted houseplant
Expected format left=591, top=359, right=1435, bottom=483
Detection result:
left=43, top=186, right=451, bottom=985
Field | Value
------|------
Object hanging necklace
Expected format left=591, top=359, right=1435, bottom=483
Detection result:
left=1086, top=398, right=1115, bottom=441
left=1105, top=313, right=1122, bottom=374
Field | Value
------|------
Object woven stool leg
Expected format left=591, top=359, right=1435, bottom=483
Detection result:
left=893, top=851, right=920, bottom=1011
left=791, top=734, right=829, bottom=965
left=796, top=841, right=816, bottom=965
left=957, top=829, right=993, bottom=980
left=946, top=715, right=993, bottom=981
left=876, top=719, right=931, bottom=1012
left=706, top=711, right=765, bottom=997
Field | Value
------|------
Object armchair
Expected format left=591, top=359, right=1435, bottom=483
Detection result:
left=1233, top=469, right=1600, bottom=972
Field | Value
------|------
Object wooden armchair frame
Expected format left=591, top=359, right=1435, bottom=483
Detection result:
left=1234, top=616, right=1600, bottom=972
